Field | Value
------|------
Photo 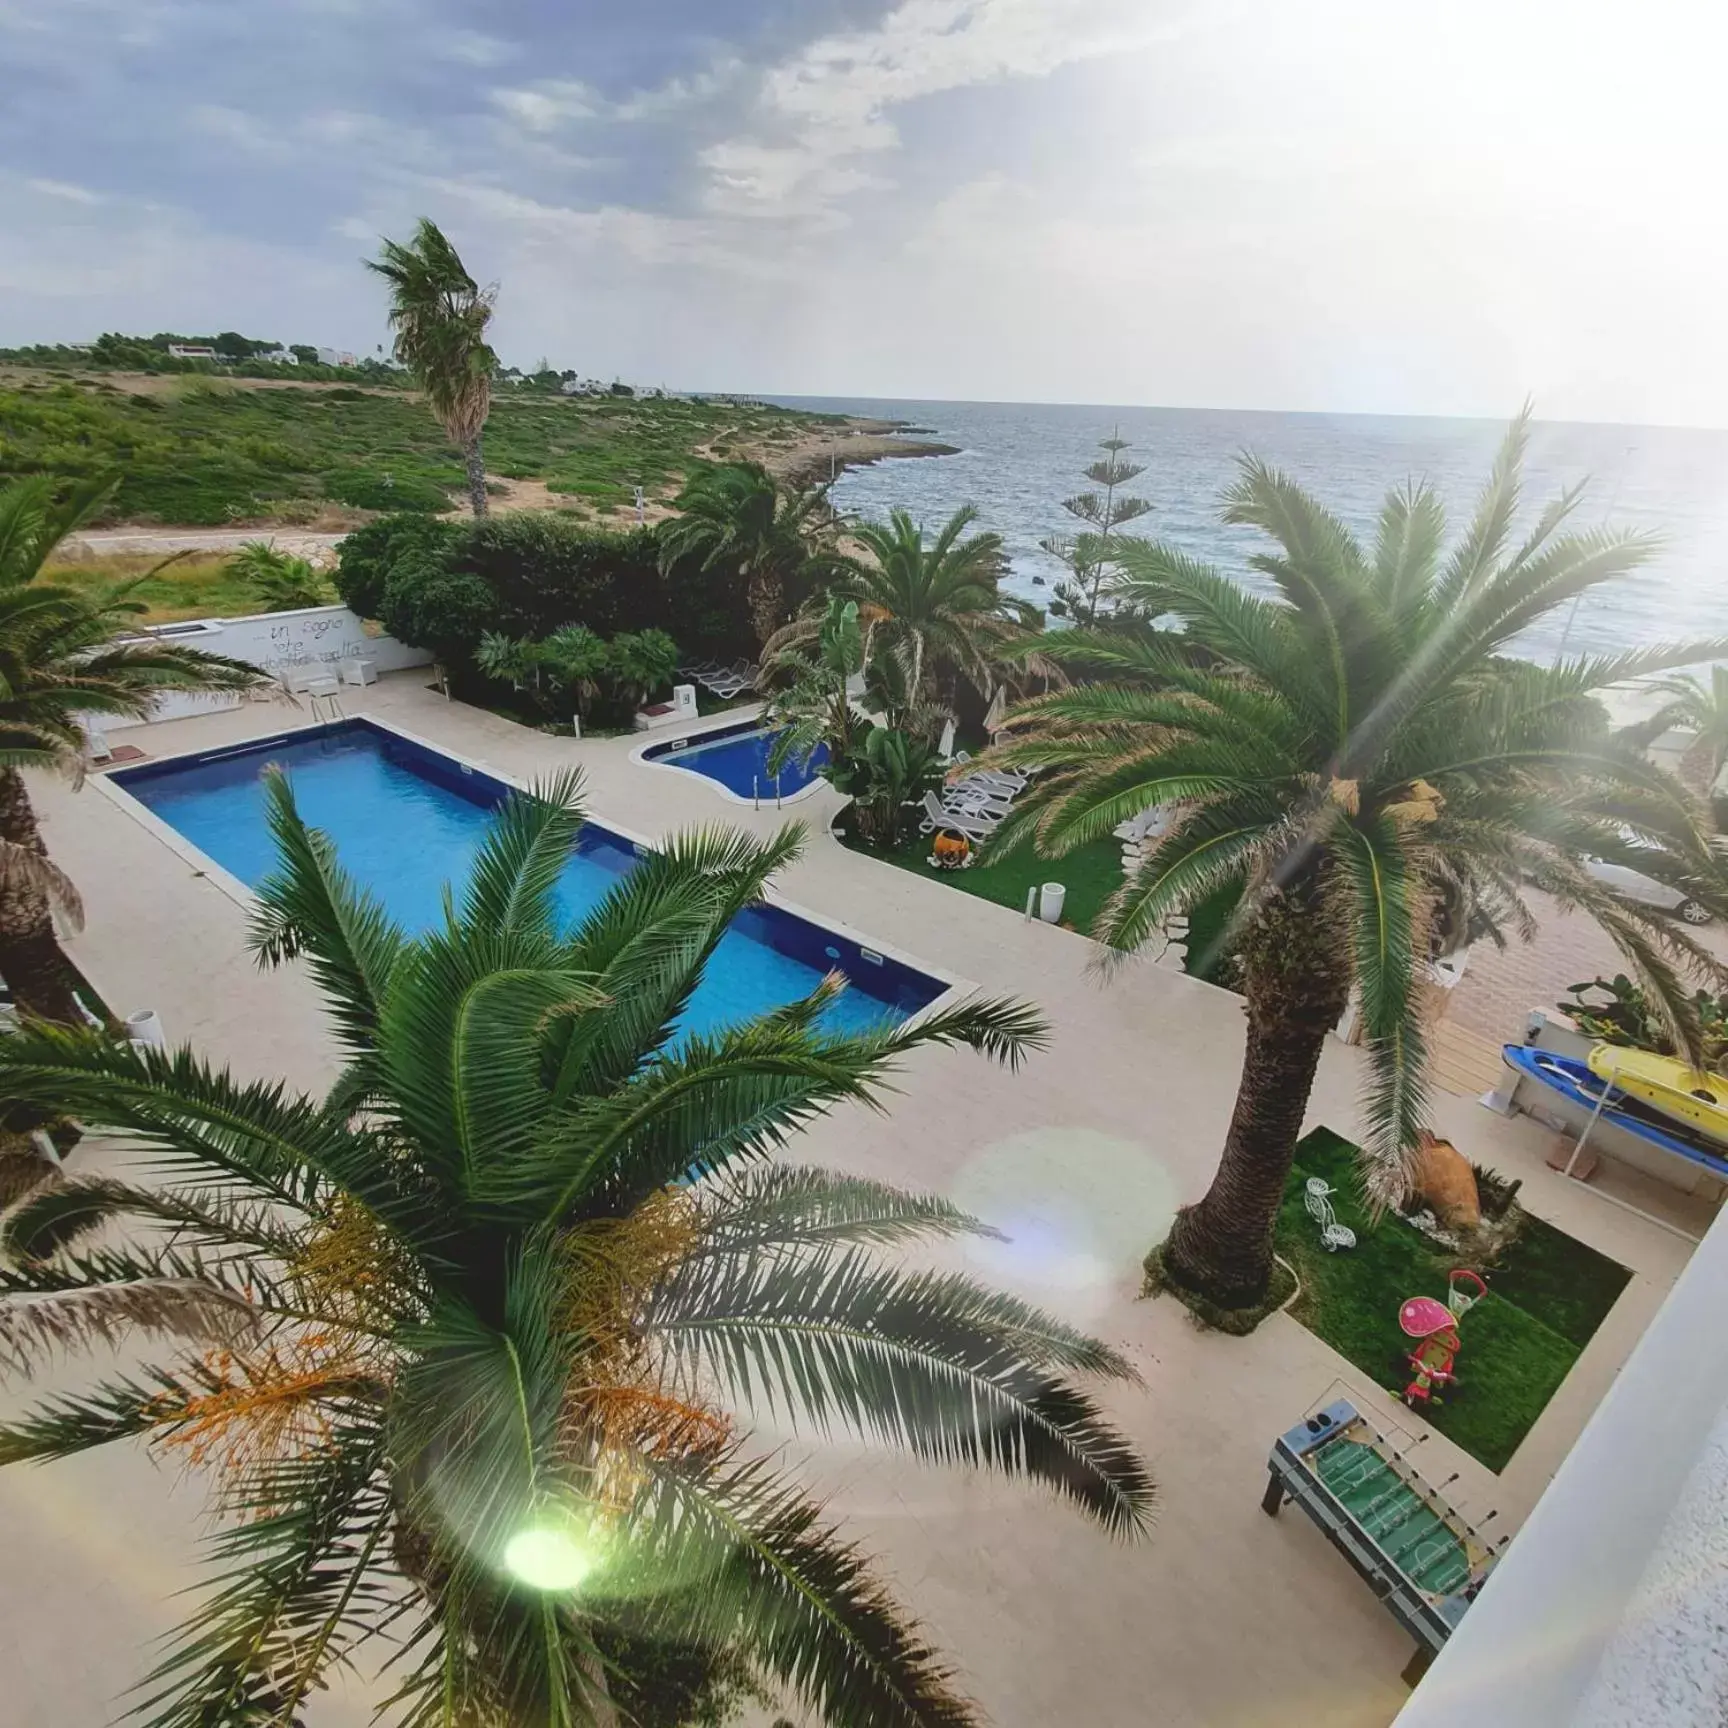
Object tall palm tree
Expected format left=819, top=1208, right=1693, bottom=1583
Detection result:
left=0, top=477, right=261, bottom=1025
left=832, top=507, right=1028, bottom=727
left=987, top=413, right=1728, bottom=1310
left=0, top=773, right=1152, bottom=1726
left=1619, top=664, right=1728, bottom=788
left=369, top=219, right=499, bottom=518
left=658, top=462, right=842, bottom=648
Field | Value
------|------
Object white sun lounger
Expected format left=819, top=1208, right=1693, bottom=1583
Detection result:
left=920, top=793, right=1001, bottom=842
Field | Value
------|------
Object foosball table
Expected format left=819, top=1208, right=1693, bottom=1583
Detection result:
left=1261, top=1398, right=1504, bottom=1683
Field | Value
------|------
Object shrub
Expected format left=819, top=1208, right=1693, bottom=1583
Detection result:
left=322, top=468, right=453, bottom=514
left=334, top=512, right=459, bottom=619
left=454, top=515, right=636, bottom=638
left=227, top=541, right=329, bottom=611
left=451, top=515, right=751, bottom=658
left=379, top=553, right=494, bottom=664
left=474, top=625, right=678, bottom=728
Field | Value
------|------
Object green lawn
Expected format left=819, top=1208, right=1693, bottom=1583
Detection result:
left=0, top=373, right=844, bottom=526
left=848, top=827, right=1126, bottom=935
left=1278, top=1129, right=1630, bottom=1472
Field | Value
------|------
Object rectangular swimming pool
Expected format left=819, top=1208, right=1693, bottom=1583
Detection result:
left=112, top=720, right=944, bottom=1038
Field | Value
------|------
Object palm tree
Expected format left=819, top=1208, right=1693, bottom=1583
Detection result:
left=988, top=413, right=1728, bottom=1310
left=0, top=477, right=261, bottom=1025
left=0, top=772, right=1152, bottom=1726
left=369, top=219, right=499, bottom=518
left=832, top=507, right=1028, bottom=729
left=658, top=462, right=842, bottom=648
left=763, top=593, right=867, bottom=774
left=227, top=541, right=329, bottom=612
left=1620, top=665, right=1728, bottom=788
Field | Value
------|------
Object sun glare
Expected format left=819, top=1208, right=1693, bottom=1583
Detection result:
left=504, top=1524, right=595, bottom=1593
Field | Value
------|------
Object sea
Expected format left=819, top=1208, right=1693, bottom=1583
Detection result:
left=768, top=398, right=1728, bottom=665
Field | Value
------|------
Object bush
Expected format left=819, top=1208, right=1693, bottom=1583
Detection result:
left=322, top=468, right=453, bottom=514
left=456, top=515, right=632, bottom=638
left=452, top=515, right=752, bottom=658
left=379, top=554, right=494, bottom=664
left=334, top=513, right=459, bottom=619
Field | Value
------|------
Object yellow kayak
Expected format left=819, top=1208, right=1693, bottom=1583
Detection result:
left=1586, top=1044, right=1728, bottom=1145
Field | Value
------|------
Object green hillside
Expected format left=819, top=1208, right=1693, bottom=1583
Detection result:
left=0, top=372, right=841, bottom=527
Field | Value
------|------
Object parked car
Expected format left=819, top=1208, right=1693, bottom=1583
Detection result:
left=1585, top=851, right=1714, bottom=924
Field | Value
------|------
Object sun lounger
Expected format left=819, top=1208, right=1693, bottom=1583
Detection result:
left=944, top=787, right=1015, bottom=819
left=951, top=769, right=1023, bottom=799
left=951, top=751, right=1030, bottom=791
left=919, top=793, right=1001, bottom=842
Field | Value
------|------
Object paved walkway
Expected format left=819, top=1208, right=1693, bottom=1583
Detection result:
left=1446, top=890, right=1728, bottom=1043
left=0, top=677, right=1710, bottom=1728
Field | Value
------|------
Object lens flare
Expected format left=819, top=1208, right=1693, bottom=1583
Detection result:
left=504, top=1524, right=595, bottom=1592
left=954, top=1128, right=1180, bottom=1316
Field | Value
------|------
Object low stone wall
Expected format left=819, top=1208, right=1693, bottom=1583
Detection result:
left=110, top=606, right=431, bottom=728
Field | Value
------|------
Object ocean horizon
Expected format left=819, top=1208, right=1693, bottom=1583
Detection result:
left=769, top=396, right=1728, bottom=664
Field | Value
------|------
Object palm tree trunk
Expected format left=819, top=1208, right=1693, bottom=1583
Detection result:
left=1160, top=887, right=1353, bottom=1309
left=463, top=435, right=489, bottom=518
left=746, top=566, right=783, bottom=649
left=0, top=768, right=83, bottom=1026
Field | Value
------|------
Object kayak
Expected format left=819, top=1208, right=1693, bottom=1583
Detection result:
left=1585, top=1045, right=1728, bottom=1146
left=1500, top=1045, right=1728, bottom=1179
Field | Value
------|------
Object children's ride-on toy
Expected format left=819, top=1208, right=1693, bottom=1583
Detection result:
left=1399, top=1269, right=1486, bottom=1408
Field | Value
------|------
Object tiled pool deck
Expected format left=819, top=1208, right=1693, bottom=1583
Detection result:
left=0, top=675, right=1712, bottom=1727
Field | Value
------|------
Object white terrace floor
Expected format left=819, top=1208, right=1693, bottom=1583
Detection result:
left=2, top=675, right=1714, bottom=1728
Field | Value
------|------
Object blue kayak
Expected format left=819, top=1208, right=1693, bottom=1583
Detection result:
left=1502, top=1044, right=1728, bottom=1179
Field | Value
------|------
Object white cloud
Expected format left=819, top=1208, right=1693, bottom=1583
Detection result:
left=700, top=0, right=1178, bottom=218
left=187, top=104, right=284, bottom=156
left=491, top=79, right=601, bottom=134
left=25, top=176, right=101, bottom=204
left=428, top=27, right=513, bottom=67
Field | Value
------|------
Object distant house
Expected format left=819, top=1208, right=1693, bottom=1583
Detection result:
left=315, top=347, right=359, bottom=368
left=167, top=344, right=219, bottom=361
left=257, top=348, right=298, bottom=366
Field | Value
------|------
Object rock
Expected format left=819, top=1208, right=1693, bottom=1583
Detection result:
left=1413, top=1132, right=1481, bottom=1229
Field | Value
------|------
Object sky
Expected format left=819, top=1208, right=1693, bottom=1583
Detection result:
left=2, top=0, right=1725, bottom=426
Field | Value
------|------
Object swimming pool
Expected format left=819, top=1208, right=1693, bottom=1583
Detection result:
left=112, top=720, right=943, bottom=1038
left=640, top=718, right=829, bottom=803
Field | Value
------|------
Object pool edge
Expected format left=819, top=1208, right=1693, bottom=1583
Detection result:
left=100, top=713, right=973, bottom=1024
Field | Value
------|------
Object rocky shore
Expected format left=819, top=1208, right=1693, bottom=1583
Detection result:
left=767, top=417, right=960, bottom=487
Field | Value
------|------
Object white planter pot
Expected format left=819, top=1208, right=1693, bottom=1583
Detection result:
left=124, top=1008, right=166, bottom=1049
left=1039, top=882, right=1067, bottom=924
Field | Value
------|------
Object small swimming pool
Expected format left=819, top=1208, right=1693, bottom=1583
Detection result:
left=112, top=720, right=942, bottom=1038
left=640, top=718, right=829, bottom=803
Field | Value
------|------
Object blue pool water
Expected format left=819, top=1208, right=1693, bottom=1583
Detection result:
left=116, top=721, right=941, bottom=1039
left=646, top=721, right=828, bottom=799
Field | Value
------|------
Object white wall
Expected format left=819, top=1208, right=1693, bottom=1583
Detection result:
left=109, top=607, right=431, bottom=729
left=1394, top=1202, right=1728, bottom=1727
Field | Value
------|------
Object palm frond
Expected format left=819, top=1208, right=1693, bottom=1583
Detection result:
left=1334, top=820, right=1431, bottom=1202
left=129, top=1416, right=395, bottom=1728
left=0, top=1277, right=256, bottom=1379
left=250, top=767, right=407, bottom=1061
left=593, top=1450, right=983, bottom=1728
left=695, top=1165, right=1002, bottom=1250
left=645, top=1246, right=1152, bottom=1533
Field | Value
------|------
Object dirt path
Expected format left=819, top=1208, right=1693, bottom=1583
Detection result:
left=64, top=528, right=350, bottom=564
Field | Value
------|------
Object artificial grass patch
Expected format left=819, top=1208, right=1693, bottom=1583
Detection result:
left=845, top=827, right=1125, bottom=937
left=1278, top=1128, right=1631, bottom=1473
